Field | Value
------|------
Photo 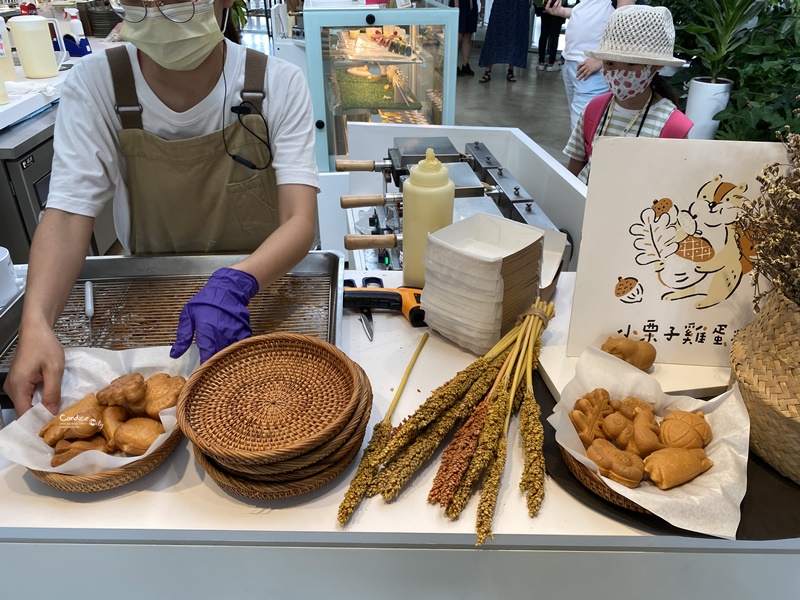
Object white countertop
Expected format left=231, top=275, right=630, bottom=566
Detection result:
left=0, top=270, right=795, bottom=553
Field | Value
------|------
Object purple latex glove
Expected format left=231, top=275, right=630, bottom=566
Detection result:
left=170, top=268, right=260, bottom=363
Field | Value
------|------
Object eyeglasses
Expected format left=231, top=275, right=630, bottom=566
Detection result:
left=109, top=0, right=198, bottom=24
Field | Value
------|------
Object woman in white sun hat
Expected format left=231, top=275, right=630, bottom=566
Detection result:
left=563, top=4, right=692, bottom=184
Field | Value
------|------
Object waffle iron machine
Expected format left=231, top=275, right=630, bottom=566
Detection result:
left=334, top=136, right=565, bottom=271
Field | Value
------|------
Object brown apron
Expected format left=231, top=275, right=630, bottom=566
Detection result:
left=107, top=46, right=279, bottom=255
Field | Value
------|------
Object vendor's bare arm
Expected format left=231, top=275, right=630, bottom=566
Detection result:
left=567, top=158, right=587, bottom=179
left=231, top=184, right=318, bottom=289
left=3, top=209, right=94, bottom=415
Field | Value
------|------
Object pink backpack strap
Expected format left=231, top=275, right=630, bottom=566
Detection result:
left=583, top=92, right=613, bottom=159
left=660, top=109, right=693, bottom=139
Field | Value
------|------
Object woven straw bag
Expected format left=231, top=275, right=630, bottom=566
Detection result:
left=730, top=289, right=800, bottom=484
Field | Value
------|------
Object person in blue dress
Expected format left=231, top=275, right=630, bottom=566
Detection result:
left=478, top=0, right=530, bottom=82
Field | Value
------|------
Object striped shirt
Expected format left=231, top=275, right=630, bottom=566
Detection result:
left=564, top=97, right=678, bottom=184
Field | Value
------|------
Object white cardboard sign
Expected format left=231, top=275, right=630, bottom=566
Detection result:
left=567, top=137, right=786, bottom=367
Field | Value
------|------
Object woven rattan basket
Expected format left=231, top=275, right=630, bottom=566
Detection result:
left=219, top=369, right=372, bottom=478
left=558, top=445, right=650, bottom=514
left=731, top=289, right=800, bottom=485
left=28, top=426, right=183, bottom=493
left=194, top=441, right=361, bottom=500
left=178, top=333, right=362, bottom=467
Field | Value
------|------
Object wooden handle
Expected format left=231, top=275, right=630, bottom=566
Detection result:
left=336, top=159, right=376, bottom=172
left=344, top=234, right=397, bottom=250
left=340, top=194, right=386, bottom=209
left=288, top=11, right=302, bottom=16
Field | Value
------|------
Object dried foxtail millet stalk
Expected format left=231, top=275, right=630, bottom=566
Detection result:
left=476, top=436, right=507, bottom=546
left=337, top=421, right=393, bottom=526
left=445, top=374, right=511, bottom=519
left=337, top=333, right=429, bottom=526
left=519, top=387, right=546, bottom=518
left=375, top=328, right=520, bottom=467
left=517, top=304, right=554, bottom=518
left=428, top=397, right=489, bottom=507
left=370, top=352, right=508, bottom=501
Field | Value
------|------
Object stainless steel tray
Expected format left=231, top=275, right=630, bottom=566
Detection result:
left=0, top=252, right=344, bottom=372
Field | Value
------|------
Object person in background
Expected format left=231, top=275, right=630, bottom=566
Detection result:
left=3, top=0, right=319, bottom=416
left=546, top=0, right=635, bottom=129
left=534, top=0, right=565, bottom=72
left=563, top=5, right=692, bottom=183
left=478, top=0, right=531, bottom=83
left=452, top=0, right=479, bottom=76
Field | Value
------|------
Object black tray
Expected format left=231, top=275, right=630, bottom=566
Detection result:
left=535, top=371, right=800, bottom=541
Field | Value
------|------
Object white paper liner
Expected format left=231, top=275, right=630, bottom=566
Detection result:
left=0, top=346, right=199, bottom=476
left=547, top=346, right=749, bottom=539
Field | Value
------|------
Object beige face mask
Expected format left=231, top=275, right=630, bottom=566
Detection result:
left=120, top=0, right=224, bottom=71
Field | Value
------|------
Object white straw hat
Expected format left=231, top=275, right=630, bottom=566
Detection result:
left=585, top=5, right=685, bottom=68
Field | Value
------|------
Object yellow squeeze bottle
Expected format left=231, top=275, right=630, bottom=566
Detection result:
left=0, top=18, right=17, bottom=83
left=401, top=148, right=455, bottom=288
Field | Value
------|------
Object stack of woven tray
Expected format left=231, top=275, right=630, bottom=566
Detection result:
left=178, top=334, right=372, bottom=500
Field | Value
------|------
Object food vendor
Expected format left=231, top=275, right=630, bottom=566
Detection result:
left=2, top=0, right=319, bottom=416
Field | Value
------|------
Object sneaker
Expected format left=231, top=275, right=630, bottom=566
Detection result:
left=462, top=63, right=475, bottom=76
left=546, top=63, right=561, bottom=72
left=536, top=62, right=546, bottom=71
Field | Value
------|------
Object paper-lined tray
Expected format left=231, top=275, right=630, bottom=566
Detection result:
left=548, top=347, right=749, bottom=539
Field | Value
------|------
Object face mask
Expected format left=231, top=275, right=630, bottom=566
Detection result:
left=120, top=0, right=224, bottom=71
left=602, top=65, right=656, bottom=102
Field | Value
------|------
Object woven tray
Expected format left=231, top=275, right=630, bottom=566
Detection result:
left=217, top=365, right=372, bottom=477
left=210, top=409, right=368, bottom=484
left=194, top=440, right=360, bottom=500
left=178, top=333, right=362, bottom=467
left=28, top=427, right=183, bottom=493
left=558, top=445, right=651, bottom=515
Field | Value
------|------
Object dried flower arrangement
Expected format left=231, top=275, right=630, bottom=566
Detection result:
left=337, top=299, right=554, bottom=546
left=736, top=121, right=800, bottom=309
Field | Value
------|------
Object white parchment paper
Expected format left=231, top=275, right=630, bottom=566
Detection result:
left=0, top=346, right=199, bottom=476
left=547, top=346, right=750, bottom=539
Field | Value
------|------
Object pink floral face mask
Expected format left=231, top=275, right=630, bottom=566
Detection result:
left=602, top=65, right=656, bottom=101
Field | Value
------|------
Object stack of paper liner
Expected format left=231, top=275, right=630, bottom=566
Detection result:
left=421, top=213, right=543, bottom=355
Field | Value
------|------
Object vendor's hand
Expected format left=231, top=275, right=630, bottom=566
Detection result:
left=577, top=58, right=603, bottom=81
left=3, top=323, right=65, bottom=417
left=170, top=267, right=260, bottom=364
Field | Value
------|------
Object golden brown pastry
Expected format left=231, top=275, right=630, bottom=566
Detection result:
left=53, top=439, right=73, bottom=455
left=659, top=410, right=712, bottom=449
left=96, top=373, right=146, bottom=407
left=62, top=407, right=104, bottom=441
left=143, top=373, right=186, bottom=420
left=50, top=436, right=108, bottom=468
left=39, top=393, right=102, bottom=447
left=602, top=412, right=634, bottom=448
left=625, top=407, right=665, bottom=459
left=644, top=447, right=714, bottom=490
left=569, top=388, right=613, bottom=449
left=113, top=418, right=165, bottom=456
left=100, top=405, right=131, bottom=451
left=586, top=439, right=645, bottom=488
left=600, top=337, right=657, bottom=372
left=609, top=396, right=654, bottom=421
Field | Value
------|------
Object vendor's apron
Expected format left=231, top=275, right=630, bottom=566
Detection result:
left=107, top=46, right=279, bottom=255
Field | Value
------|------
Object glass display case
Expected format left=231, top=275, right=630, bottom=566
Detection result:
left=303, top=0, right=458, bottom=171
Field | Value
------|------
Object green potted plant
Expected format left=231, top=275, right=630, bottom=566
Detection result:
left=654, top=0, right=766, bottom=139
left=714, top=4, right=800, bottom=141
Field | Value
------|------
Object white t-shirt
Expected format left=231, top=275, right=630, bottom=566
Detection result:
left=562, top=0, right=614, bottom=62
left=564, top=96, right=678, bottom=183
left=47, top=40, right=320, bottom=250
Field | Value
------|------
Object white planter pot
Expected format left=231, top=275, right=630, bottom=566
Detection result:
left=684, top=77, right=733, bottom=140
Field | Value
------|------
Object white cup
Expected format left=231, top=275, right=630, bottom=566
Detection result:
left=0, top=246, right=21, bottom=308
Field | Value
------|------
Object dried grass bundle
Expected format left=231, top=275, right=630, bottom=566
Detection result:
left=737, top=127, right=800, bottom=308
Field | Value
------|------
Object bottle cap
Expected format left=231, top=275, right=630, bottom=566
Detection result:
left=409, top=148, right=451, bottom=187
